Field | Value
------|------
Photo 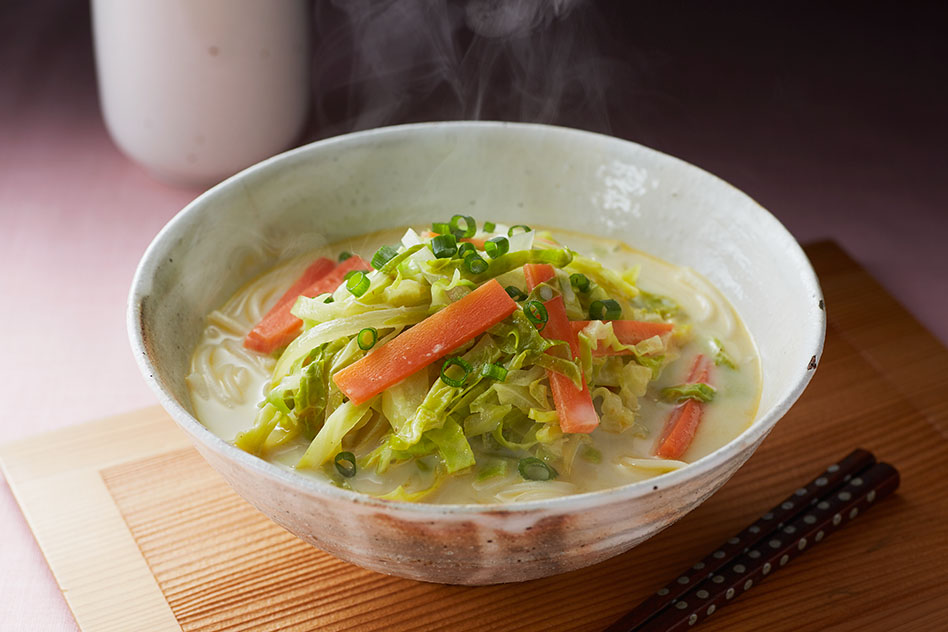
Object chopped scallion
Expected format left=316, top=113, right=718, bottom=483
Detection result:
left=338, top=251, right=353, bottom=262
left=371, top=245, right=399, bottom=270
left=483, top=221, right=496, bottom=233
left=525, top=300, right=549, bottom=331
left=481, top=363, right=508, bottom=381
left=484, top=236, right=509, bottom=259
left=450, top=214, right=477, bottom=238
left=457, top=242, right=476, bottom=259
left=323, top=296, right=334, bottom=304
left=518, top=457, right=557, bottom=481
left=346, top=271, right=370, bottom=297
left=464, top=253, right=488, bottom=274
left=508, top=224, right=531, bottom=236
left=569, top=273, right=590, bottom=293
left=590, top=299, right=622, bottom=320
left=505, top=285, right=528, bottom=301
left=431, top=222, right=451, bottom=235
left=431, top=233, right=458, bottom=259
left=440, top=356, right=473, bottom=387
left=334, top=451, right=357, bottom=478
left=357, top=327, right=378, bottom=350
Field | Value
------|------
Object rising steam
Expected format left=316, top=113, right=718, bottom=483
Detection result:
left=310, top=0, right=620, bottom=136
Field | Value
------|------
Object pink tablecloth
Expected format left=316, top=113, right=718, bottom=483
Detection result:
left=2, top=2, right=945, bottom=630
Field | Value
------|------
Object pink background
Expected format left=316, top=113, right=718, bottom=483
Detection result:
left=1, top=2, right=945, bottom=630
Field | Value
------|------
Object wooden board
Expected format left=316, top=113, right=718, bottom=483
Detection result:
left=2, top=241, right=947, bottom=632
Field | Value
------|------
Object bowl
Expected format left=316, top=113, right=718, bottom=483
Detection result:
left=128, top=121, right=825, bottom=585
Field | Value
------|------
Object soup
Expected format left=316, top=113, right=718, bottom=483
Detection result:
left=187, top=220, right=761, bottom=504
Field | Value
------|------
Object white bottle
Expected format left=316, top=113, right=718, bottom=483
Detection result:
left=92, top=0, right=311, bottom=186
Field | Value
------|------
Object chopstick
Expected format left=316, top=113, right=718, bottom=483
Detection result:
left=604, top=450, right=900, bottom=631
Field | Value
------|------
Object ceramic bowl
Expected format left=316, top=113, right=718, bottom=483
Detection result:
left=128, top=122, right=824, bottom=585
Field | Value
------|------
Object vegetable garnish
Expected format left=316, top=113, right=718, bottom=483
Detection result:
left=346, top=271, right=371, bottom=297
left=569, top=272, right=590, bottom=293
left=464, top=253, right=489, bottom=274
left=505, top=285, right=528, bottom=301
left=524, top=263, right=600, bottom=434
left=457, top=242, right=476, bottom=259
left=524, top=300, right=549, bottom=331
left=334, top=451, right=357, bottom=477
left=589, top=299, right=622, bottom=320
left=483, top=221, right=496, bottom=233
left=357, top=327, right=378, bottom=351
left=450, top=214, right=477, bottom=239
left=431, top=221, right=451, bottom=235
left=244, top=256, right=369, bottom=354
left=371, top=245, right=400, bottom=270
left=338, top=251, right=353, bottom=262
left=440, top=356, right=473, bottom=387
left=518, top=457, right=558, bottom=481
left=332, top=279, right=517, bottom=405
left=431, top=234, right=458, bottom=259
left=508, top=224, right=531, bottom=236
left=656, top=354, right=713, bottom=459
left=484, top=236, right=509, bottom=259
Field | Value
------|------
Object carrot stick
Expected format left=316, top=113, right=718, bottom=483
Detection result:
left=244, top=256, right=370, bottom=354
left=570, top=320, right=674, bottom=356
left=524, top=264, right=599, bottom=433
left=655, top=354, right=712, bottom=459
left=333, top=279, right=517, bottom=405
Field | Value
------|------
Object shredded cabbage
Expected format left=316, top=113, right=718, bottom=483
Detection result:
left=231, top=221, right=709, bottom=502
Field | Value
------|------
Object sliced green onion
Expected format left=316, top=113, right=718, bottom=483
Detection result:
left=450, top=214, right=476, bottom=238
left=457, top=242, right=477, bottom=259
left=508, top=224, right=531, bottom=236
left=357, top=327, right=378, bottom=350
left=505, top=285, right=528, bottom=301
left=334, top=451, right=357, bottom=478
left=464, top=253, right=488, bottom=274
left=524, top=300, right=549, bottom=331
left=371, top=245, right=399, bottom=270
left=483, top=221, right=496, bottom=233
left=569, top=273, right=590, bottom=293
left=481, top=363, right=508, bottom=381
left=323, top=296, right=334, bottom=304
left=431, top=222, right=451, bottom=235
left=344, top=270, right=360, bottom=280
left=518, top=457, right=558, bottom=481
left=589, top=299, right=622, bottom=320
left=338, top=251, right=353, bottom=262
left=440, top=356, right=473, bottom=388
left=431, top=233, right=458, bottom=259
left=346, top=271, right=370, bottom=297
left=484, top=236, right=509, bottom=259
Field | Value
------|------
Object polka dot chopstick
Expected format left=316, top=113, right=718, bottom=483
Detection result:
left=604, top=450, right=900, bottom=632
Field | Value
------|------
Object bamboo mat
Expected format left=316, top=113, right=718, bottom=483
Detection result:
left=2, top=241, right=946, bottom=632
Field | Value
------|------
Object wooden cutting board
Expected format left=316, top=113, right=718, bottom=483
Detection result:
left=2, top=241, right=946, bottom=632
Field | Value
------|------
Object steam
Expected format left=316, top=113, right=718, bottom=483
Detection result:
left=310, top=0, right=619, bottom=136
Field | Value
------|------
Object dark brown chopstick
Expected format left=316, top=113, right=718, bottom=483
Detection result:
left=604, top=448, right=876, bottom=631
left=632, top=460, right=900, bottom=631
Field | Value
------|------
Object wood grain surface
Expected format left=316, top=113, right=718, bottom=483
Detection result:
left=2, top=241, right=946, bottom=632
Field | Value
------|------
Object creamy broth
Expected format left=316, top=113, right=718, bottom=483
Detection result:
left=188, top=227, right=761, bottom=504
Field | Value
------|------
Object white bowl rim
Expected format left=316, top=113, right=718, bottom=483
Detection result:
left=128, top=120, right=826, bottom=516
